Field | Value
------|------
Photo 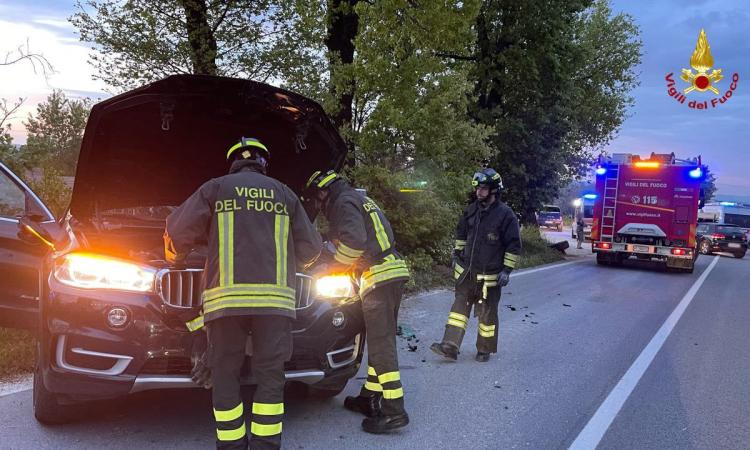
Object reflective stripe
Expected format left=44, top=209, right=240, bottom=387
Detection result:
left=504, top=253, right=520, bottom=261
left=228, top=212, right=234, bottom=285
left=364, top=381, right=383, bottom=392
left=453, top=261, right=465, bottom=280
left=479, top=323, right=496, bottom=338
left=218, top=212, right=226, bottom=286
left=479, top=323, right=496, bottom=332
left=317, top=173, right=338, bottom=187
left=203, top=284, right=295, bottom=301
left=334, top=250, right=358, bottom=265
left=367, top=366, right=377, bottom=376
left=338, top=242, right=364, bottom=258
left=275, top=214, right=289, bottom=284
left=186, top=315, right=204, bottom=332
left=251, top=422, right=282, bottom=437
left=447, top=319, right=467, bottom=329
left=449, top=312, right=468, bottom=323
left=369, top=211, right=390, bottom=251
left=203, top=297, right=296, bottom=313
left=217, top=423, right=246, bottom=441
left=476, top=273, right=499, bottom=281
left=378, top=371, right=400, bottom=384
left=252, top=402, right=284, bottom=415
left=226, top=139, right=268, bottom=159
left=455, top=239, right=466, bottom=250
left=382, top=388, right=404, bottom=400
left=214, top=403, right=244, bottom=422
left=479, top=329, right=495, bottom=338
left=504, top=253, right=519, bottom=268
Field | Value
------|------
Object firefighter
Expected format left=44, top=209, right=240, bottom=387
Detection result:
left=575, top=210, right=585, bottom=249
left=430, top=168, right=521, bottom=363
left=303, top=170, right=410, bottom=434
left=164, top=137, right=322, bottom=450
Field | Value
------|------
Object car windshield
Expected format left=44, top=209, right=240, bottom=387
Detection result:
left=717, top=225, right=740, bottom=234
left=541, top=206, right=561, bottom=213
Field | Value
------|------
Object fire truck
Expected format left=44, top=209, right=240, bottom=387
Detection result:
left=591, top=152, right=705, bottom=273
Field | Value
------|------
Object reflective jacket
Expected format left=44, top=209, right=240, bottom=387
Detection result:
left=453, top=199, right=521, bottom=280
left=323, top=181, right=409, bottom=297
left=165, top=160, right=322, bottom=328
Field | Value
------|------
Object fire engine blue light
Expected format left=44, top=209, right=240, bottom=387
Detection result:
left=595, top=167, right=607, bottom=175
left=583, top=194, right=598, bottom=200
left=719, top=201, right=737, bottom=206
left=689, top=167, right=703, bottom=178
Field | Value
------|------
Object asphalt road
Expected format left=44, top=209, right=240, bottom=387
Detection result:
left=1, top=230, right=748, bottom=449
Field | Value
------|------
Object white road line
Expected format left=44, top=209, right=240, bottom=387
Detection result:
left=0, top=375, right=33, bottom=398
left=512, top=260, right=585, bottom=278
left=569, top=255, right=720, bottom=450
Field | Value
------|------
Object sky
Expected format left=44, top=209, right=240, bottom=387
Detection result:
left=1, top=0, right=748, bottom=197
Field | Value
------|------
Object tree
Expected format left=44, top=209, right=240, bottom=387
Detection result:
left=71, top=0, right=303, bottom=91
left=469, top=0, right=641, bottom=223
left=701, top=165, right=717, bottom=202
left=22, top=90, right=92, bottom=177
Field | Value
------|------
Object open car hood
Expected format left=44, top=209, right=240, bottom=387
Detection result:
left=70, top=75, right=347, bottom=218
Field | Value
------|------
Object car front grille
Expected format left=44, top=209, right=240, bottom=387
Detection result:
left=157, top=270, right=313, bottom=310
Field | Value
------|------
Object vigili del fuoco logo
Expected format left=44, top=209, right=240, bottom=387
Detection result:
left=665, top=29, right=739, bottom=110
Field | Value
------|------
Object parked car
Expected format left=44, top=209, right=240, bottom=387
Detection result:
left=0, top=75, right=365, bottom=424
left=537, top=205, right=563, bottom=231
left=696, top=223, right=748, bottom=258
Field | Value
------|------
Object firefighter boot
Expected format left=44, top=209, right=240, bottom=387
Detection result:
left=475, top=352, right=490, bottom=362
left=430, top=342, right=458, bottom=361
left=344, top=395, right=381, bottom=417
left=362, top=412, right=410, bottom=434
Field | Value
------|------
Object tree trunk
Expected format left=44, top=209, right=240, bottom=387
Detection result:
left=325, top=0, right=359, bottom=168
left=179, top=0, right=218, bottom=75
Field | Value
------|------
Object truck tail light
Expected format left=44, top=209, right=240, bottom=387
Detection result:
left=671, top=248, right=687, bottom=256
left=595, top=242, right=612, bottom=250
left=710, top=233, right=725, bottom=240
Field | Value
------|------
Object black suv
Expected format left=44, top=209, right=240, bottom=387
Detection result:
left=696, top=222, right=748, bottom=258
left=0, top=75, right=365, bottom=423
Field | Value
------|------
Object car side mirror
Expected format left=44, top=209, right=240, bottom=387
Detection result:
left=17, top=216, right=56, bottom=250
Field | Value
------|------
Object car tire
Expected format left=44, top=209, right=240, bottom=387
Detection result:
left=699, top=239, right=712, bottom=255
left=734, top=251, right=746, bottom=259
left=306, top=383, right=347, bottom=399
left=33, top=360, right=76, bottom=425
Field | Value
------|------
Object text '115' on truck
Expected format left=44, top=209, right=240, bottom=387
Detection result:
left=590, top=152, right=706, bottom=273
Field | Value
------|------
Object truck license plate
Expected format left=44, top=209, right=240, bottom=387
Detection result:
left=729, top=243, right=741, bottom=249
left=634, top=245, right=649, bottom=253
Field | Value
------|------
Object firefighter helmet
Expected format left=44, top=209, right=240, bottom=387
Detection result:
left=472, top=168, right=503, bottom=194
left=226, top=137, right=270, bottom=161
left=305, top=169, right=341, bottom=191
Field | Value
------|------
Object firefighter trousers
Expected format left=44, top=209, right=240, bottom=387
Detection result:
left=207, top=315, right=292, bottom=450
left=441, top=274, right=501, bottom=354
left=358, top=281, right=407, bottom=416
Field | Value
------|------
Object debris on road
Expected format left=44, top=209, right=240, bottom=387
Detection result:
left=397, top=324, right=417, bottom=339
left=563, top=303, right=572, bottom=307
left=530, top=321, right=539, bottom=325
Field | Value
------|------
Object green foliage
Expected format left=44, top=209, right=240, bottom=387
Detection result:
left=471, top=0, right=642, bottom=223
left=22, top=90, right=91, bottom=177
left=516, top=226, right=565, bottom=269
left=26, top=164, right=72, bottom=219
left=701, top=165, right=717, bottom=202
left=71, top=0, right=303, bottom=91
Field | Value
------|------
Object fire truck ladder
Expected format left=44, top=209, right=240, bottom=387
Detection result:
left=600, top=165, right=620, bottom=242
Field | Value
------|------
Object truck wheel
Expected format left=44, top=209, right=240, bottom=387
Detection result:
left=596, top=253, right=609, bottom=266
left=33, top=361, right=76, bottom=424
left=699, top=240, right=712, bottom=255
left=306, top=383, right=347, bottom=399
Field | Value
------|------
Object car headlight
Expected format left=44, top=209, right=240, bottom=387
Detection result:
left=315, top=275, right=354, bottom=299
left=54, top=253, right=156, bottom=292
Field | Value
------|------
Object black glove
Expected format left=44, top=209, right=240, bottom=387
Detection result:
left=190, top=331, right=212, bottom=389
left=498, top=269, right=511, bottom=287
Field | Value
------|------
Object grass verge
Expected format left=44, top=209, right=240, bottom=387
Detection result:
left=0, top=328, right=36, bottom=382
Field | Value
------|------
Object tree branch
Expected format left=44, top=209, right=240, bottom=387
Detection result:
left=1, top=41, right=54, bottom=79
left=432, top=51, right=477, bottom=61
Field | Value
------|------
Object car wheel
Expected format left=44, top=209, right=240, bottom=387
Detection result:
left=306, top=383, right=348, bottom=399
left=33, top=360, right=76, bottom=424
left=734, top=251, right=746, bottom=259
left=699, top=239, right=712, bottom=255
